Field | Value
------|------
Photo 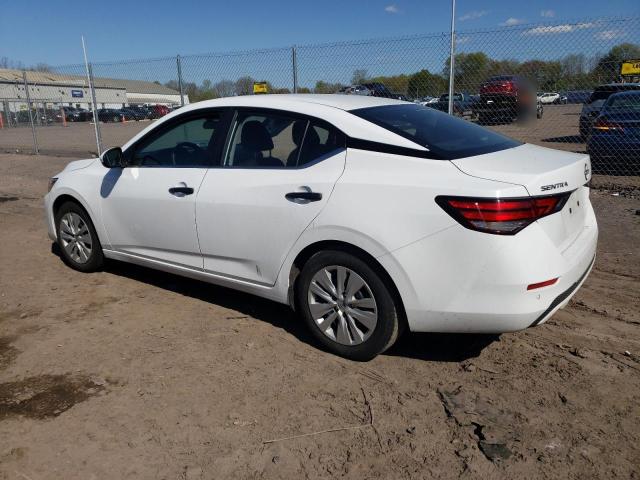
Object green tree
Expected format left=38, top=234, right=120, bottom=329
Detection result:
left=314, top=80, right=345, bottom=93
left=407, top=69, right=446, bottom=98
left=593, top=43, right=640, bottom=82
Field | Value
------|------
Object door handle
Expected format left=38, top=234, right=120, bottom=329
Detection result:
left=285, top=191, right=322, bottom=202
left=169, top=186, right=194, bottom=196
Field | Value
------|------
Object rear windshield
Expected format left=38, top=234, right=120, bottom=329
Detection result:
left=590, top=85, right=640, bottom=103
left=352, top=104, right=521, bottom=160
left=606, top=93, right=640, bottom=112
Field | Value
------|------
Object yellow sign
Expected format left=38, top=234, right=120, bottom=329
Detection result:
left=621, top=60, right=640, bottom=76
left=253, top=82, right=268, bottom=94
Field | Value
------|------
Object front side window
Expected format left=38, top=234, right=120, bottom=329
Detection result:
left=225, top=111, right=344, bottom=168
left=130, top=113, right=222, bottom=167
left=352, top=104, right=520, bottom=160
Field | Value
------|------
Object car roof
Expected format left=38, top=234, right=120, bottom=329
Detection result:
left=122, top=94, right=425, bottom=152
left=608, top=90, right=640, bottom=97
left=185, top=94, right=404, bottom=112
left=595, top=83, right=640, bottom=89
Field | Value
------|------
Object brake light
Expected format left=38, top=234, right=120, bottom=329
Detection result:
left=435, top=193, right=571, bottom=235
left=593, top=118, right=624, bottom=132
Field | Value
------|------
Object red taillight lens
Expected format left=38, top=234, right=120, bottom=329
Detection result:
left=436, top=193, right=571, bottom=235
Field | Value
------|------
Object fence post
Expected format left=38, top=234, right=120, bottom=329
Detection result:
left=292, top=45, right=298, bottom=94
left=447, top=0, right=456, bottom=115
left=177, top=55, right=185, bottom=106
left=22, top=70, right=39, bottom=155
left=87, top=63, right=103, bottom=155
left=82, top=36, right=103, bottom=156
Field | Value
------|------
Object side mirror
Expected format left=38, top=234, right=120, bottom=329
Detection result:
left=100, top=147, right=125, bottom=168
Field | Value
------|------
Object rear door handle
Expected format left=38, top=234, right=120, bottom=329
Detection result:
left=285, top=191, right=322, bottom=202
left=169, top=186, right=194, bottom=196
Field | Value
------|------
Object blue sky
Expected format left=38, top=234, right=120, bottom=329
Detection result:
left=1, top=0, right=639, bottom=66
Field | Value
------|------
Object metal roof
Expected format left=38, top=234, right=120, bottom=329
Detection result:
left=0, top=68, right=180, bottom=95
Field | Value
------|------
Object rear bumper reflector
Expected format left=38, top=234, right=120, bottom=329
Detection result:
left=529, top=256, right=596, bottom=327
left=527, top=278, right=558, bottom=290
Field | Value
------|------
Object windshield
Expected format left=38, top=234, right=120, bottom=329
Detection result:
left=352, top=104, right=520, bottom=160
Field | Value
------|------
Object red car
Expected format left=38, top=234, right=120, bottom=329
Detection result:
left=150, top=105, right=171, bottom=119
left=474, top=75, right=541, bottom=124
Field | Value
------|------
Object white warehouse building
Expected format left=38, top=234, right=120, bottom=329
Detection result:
left=0, top=68, right=188, bottom=113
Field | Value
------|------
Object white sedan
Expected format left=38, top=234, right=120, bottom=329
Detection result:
left=45, top=95, right=597, bottom=360
left=538, top=92, right=561, bottom=104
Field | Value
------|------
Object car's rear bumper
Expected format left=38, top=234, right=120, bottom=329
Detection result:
left=379, top=202, right=598, bottom=333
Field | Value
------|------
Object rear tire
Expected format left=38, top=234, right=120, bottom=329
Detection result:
left=296, top=250, right=400, bottom=361
left=55, top=201, right=104, bottom=273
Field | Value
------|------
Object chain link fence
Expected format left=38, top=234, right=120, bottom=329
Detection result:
left=1, top=16, right=639, bottom=175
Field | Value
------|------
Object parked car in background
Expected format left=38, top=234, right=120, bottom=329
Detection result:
left=425, top=92, right=475, bottom=118
left=579, top=83, right=640, bottom=138
left=119, top=107, right=146, bottom=121
left=338, top=85, right=371, bottom=96
left=564, top=90, right=592, bottom=105
left=58, top=106, right=81, bottom=122
left=149, top=104, right=171, bottom=119
left=415, top=96, right=437, bottom=105
left=97, top=108, right=125, bottom=123
left=360, top=82, right=396, bottom=98
left=473, top=75, right=540, bottom=124
left=538, top=92, right=561, bottom=104
left=126, top=105, right=153, bottom=119
left=45, top=94, right=597, bottom=360
left=587, top=90, right=640, bottom=175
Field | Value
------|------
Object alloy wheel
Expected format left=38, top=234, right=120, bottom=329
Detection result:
left=307, top=265, right=378, bottom=346
left=59, top=212, right=93, bottom=264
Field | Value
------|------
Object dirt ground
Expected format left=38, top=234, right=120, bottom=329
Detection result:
left=0, top=153, right=639, bottom=480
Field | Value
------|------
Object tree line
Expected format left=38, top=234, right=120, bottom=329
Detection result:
left=166, top=42, right=639, bottom=101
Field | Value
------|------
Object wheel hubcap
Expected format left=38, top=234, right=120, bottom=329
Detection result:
left=308, top=266, right=378, bottom=346
left=59, top=212, right=92, bottom=264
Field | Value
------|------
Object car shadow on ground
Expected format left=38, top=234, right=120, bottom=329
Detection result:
left=385, top=331, right=499, bottom=362
left=52, top=244, right=498, bottom=363
left=541, top=135, right=585, bottom=144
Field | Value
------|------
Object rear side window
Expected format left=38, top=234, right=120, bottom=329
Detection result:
left=352, top=104, right=520, bottom=160
left=225, top=111, right=344, bottom=168
left=297, top=121, right=345, bottom=166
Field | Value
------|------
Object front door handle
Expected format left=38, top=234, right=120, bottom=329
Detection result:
left=169, top=186, right=194, bottom=196
left=285, top=191, right=322, bottom=202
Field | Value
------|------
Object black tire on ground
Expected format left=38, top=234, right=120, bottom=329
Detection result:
left=55, top=201, right=104, bottom=273
left=295, top=250, right=401, bottom=361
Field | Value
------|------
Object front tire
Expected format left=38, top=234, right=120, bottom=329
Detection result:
left=55, top=201, right=104, bottom=272
left=296, top=250, right=401, bottom=361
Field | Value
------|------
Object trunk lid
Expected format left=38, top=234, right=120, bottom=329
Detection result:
left=452, top=144, right=593, bottom=249
left=451, top=143, right=591, bottom=196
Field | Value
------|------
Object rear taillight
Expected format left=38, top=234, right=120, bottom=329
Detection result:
left=436, top=193, right=571, bottom=235
left=593, top=118, right=624, bottom=132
